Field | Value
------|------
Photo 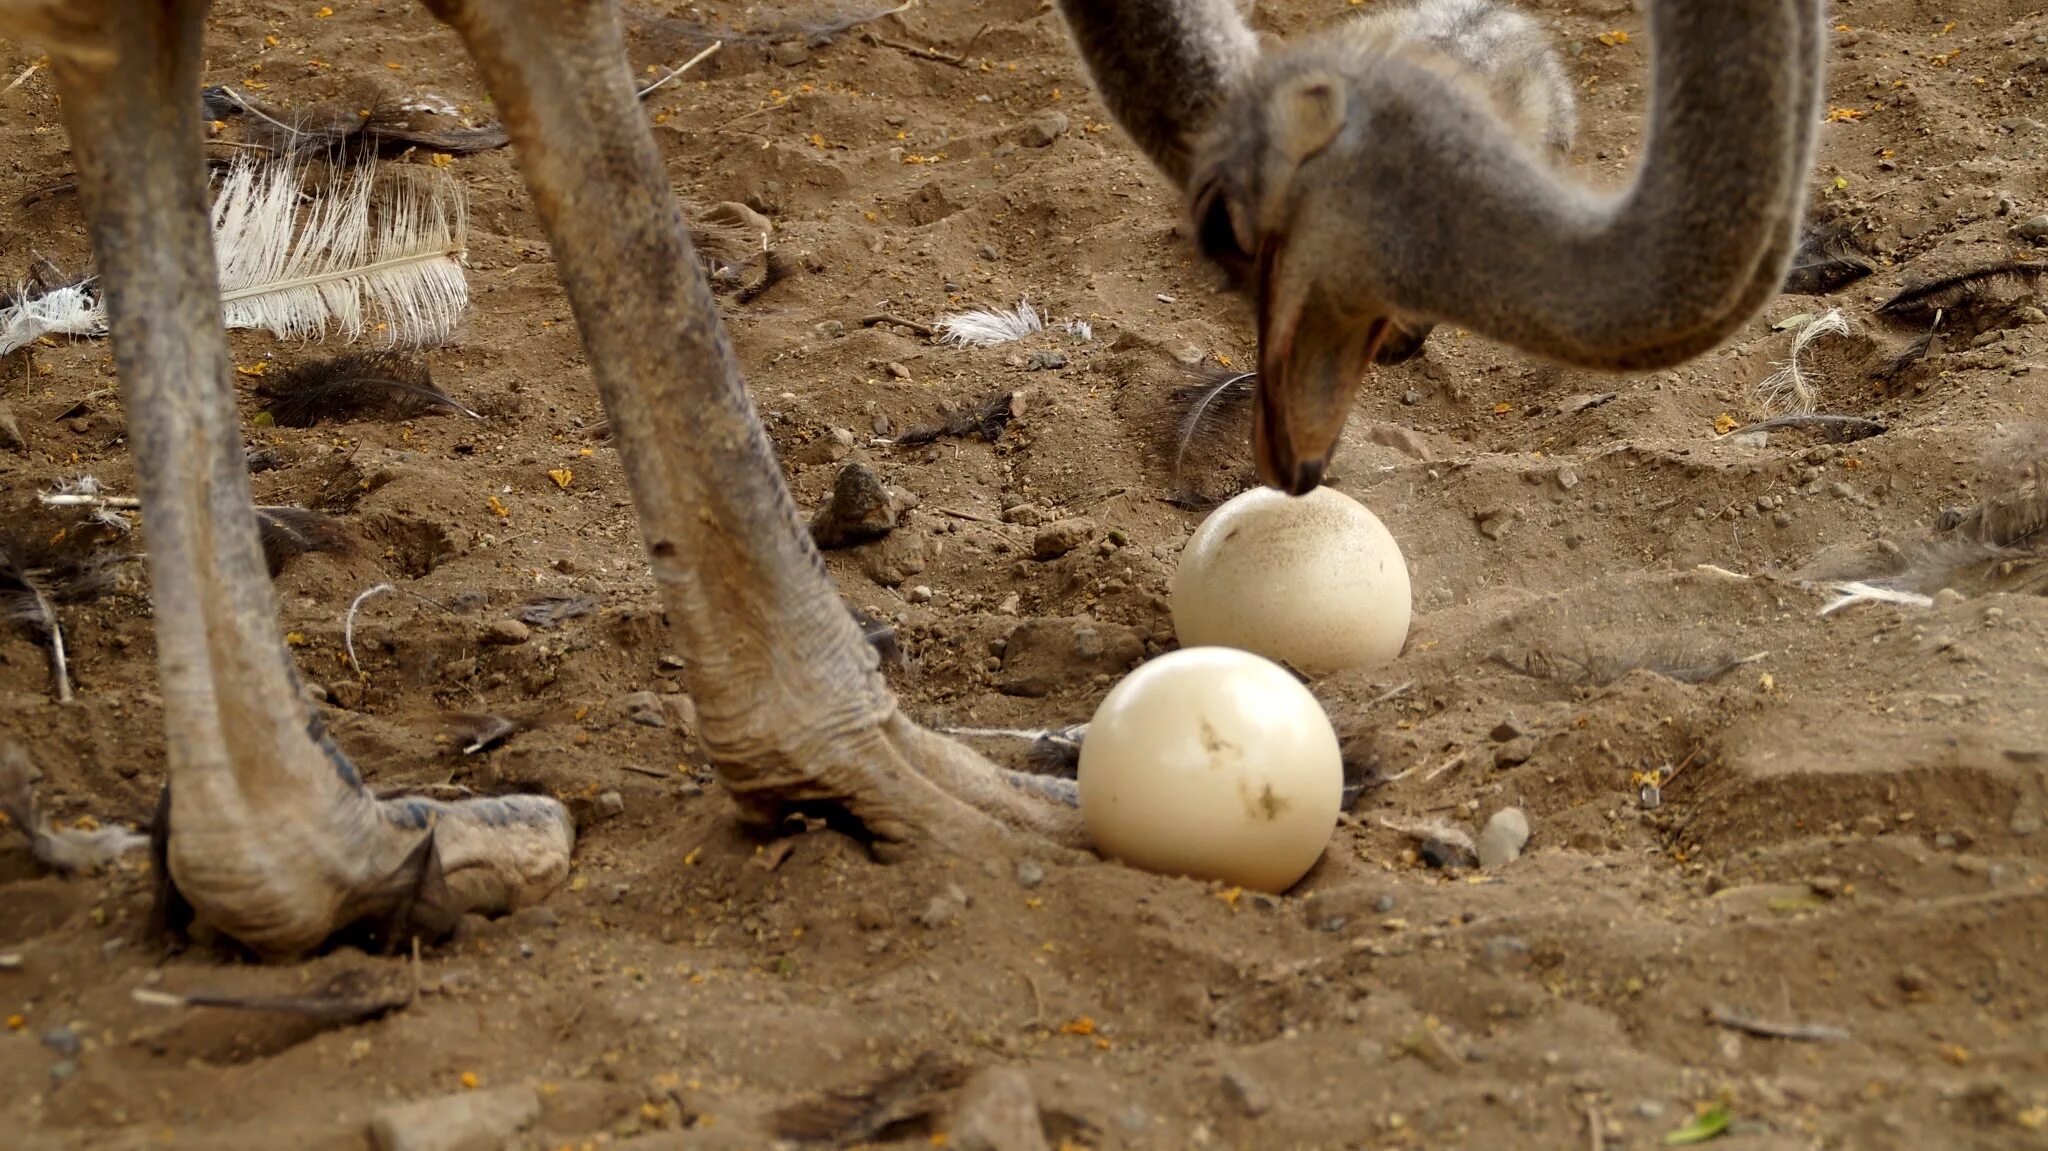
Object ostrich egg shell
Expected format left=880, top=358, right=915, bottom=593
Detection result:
left=1078, top=647, right=1343, bottom=893
left=1170, top=485, right=1410, bottom=674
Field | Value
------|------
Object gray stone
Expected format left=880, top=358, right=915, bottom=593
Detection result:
left=917, top=894, right=962, bottom=929
left=1493, top=737, right=1535, bottom=768
left=596, top=791, right=626, bottom=819
left=949, top=1066, right=1049, bottom=1151
left=1219, top=1068, right=1272, bottom=1118
left=1032, top=518, right=1095, bottom=559
left=1016, top=112, right=1069, bottom=148
left=619, top=690, right=667, bottom=728
left=481, top=619, right=531, bottom=646
left=368, top=1086, right=542, bottom=1151
left=770, top=39, right=810, bottom=66
left=1015, top=860, right=1045, bottom=889
left=811, top=462, right=898, bottom=549
left=1477, top=807, right=1531, bottom=869
left=1026, top=349, right=1068, bottom=371
left=858, top=530, right=929, bottom=588
left=41, top=1028, right=82, bottom=1058
left=2017, top=214, right=2048, bottom=241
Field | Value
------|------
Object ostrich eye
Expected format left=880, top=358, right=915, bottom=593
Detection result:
left=1193, top=186, right=1254, bottom=276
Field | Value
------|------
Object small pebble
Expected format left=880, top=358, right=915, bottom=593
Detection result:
left=1219, top=1068, right=1273, bottom=1118
left=949, top=1066, right=1050, bottom=1151
left=854, top=901, right=892, bottom=931
left=596, top=790, right=625, bottom=819
left=1477, top=807, right=1531, bottom=869
left=810, top=462, right=899, bottom=549
left=1015, top=860, right=1045, bottom=889
left=619, top=690, right=667, bottom=728
left=2016, top=214, right=2048, bottom=241
left=1032, top=518, right=1095, bottom=559
left=41, top=1028, right=82, bottom=1058
left=481, top=619, right=531, bottom=646
left=907, top=585, right=934, bottom=604
left=1374, top=894, right=1396, bottom=914
left=368, top=1085, right=541, bottom=1151
left=917, top=894, right=961, bottom=929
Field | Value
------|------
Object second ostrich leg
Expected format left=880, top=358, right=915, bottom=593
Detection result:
left=420, top=0, right=1083, bottom=850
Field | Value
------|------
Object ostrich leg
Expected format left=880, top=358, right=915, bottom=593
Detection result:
left=40, top=0, right=572, bottom=959
left=420, top=0, right=1085, bottom=850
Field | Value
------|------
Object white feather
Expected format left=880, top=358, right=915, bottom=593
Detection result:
left=212, top=152, right=468, bottom=347
left=0, top=155, right=469, bottom=354
left=937, top=298, right=1045, bottom=347
left=1818, top=580, right=1934, bottom=616
left=1755, top=309, right=1851, bottom=416
left=0, top=283, right=104, bottom=357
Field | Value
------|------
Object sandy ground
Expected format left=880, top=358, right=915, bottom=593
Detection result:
left=3, top=1, right=2046, bottom=1148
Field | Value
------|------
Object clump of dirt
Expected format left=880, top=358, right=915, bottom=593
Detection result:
left=3, top=2, right=2046, bottom=1148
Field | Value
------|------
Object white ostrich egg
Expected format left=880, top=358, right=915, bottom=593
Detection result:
left=1170, top=486, right=1410, bottom=674
left=1078, top=647, right=1342, bottom=893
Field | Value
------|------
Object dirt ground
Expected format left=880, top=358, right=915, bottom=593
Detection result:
left=3, top=0, right=2047, bottom=1147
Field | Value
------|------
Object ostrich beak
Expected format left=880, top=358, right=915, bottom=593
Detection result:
left=1252, top=243, right=1389, bottom=494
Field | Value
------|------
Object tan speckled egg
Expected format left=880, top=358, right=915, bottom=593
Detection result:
left=1078, top=647, right=1342, bottom=893
left=1170, top=486, right=1410, bottom=674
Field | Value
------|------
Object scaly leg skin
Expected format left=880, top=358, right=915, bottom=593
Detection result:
left=41, top=0, right=572, bottom=961
left=420, top=0, right=1086, bottom=855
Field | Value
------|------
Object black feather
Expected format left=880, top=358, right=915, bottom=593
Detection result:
left=234, top=80, right=509, bottom=157
left=1877, top=262, right=2048, bottom=325
left=1876, top=332, right=1940, bottom=381
left=895, top=391, right=1018, bottom=446
left=520, top=593, right=600, bottom=628
left=255, top=507, right=354, bottom=576
left=1943, top=430, right=2048, bottom=550
left=437, top=712, right=525, bottom=756
left=0, top=533, right=116, bottom=702
left=733, top=249, right=799, bottom=303
left=1160, top=368, right=1257, bottom=510
left=0, top=538, right=58, bottom=639
left=258, top=352, right=479, bottom=428
left=1732, top=414, right=1888, bottom=444
left=199, top=86, right=244, bottom=122
left=1782, top=219, right=1874, bottom=296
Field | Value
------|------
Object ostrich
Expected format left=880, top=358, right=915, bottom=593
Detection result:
left=0, top=0, right=1821, bottom=959
left=1341, top=0, right=1580, bottom=366
left=1062, top=0, right=1822, bottom=493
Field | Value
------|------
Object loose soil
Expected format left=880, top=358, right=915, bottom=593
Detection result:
left=2, top=2, right=2046, bottom=1148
